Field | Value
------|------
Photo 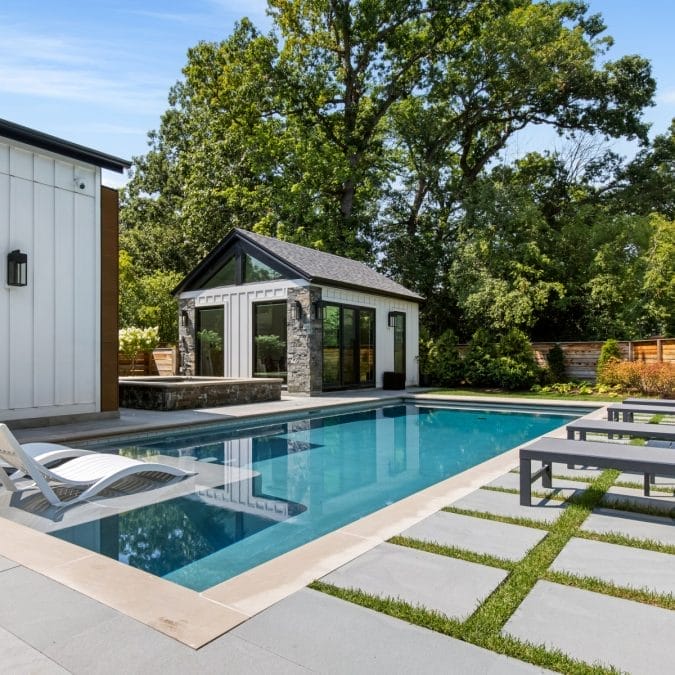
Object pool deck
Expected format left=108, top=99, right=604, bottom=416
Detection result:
left=1, top=391, right=674, bottom=673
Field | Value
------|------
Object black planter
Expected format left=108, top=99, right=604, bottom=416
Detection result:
left=382, top=371, right=406, bottom=390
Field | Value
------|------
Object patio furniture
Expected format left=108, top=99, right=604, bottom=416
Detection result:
left=623, top=398, right=675, bottom=407
left=0, top=423, right=195, bottom=507
left=566, top=419, right=675, bottom=442
left=606, top=403, right=675, bottom=422
left=519, top=437, right=675, bottom=505
left=0, top=424, right=95, bottom=481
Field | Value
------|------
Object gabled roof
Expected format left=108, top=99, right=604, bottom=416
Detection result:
left=0, top=119, right=131, bottom=173
left=174, top=228, right=423, bottom=302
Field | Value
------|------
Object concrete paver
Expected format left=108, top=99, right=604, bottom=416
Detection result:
left=582, top=508, right=675, bottom=545
left=0, top=625, right=69, bottom=674
left=488, top=472, right=585, bottom=500
left=400, top=510, right=546, bottom=561
left=550, top=537, right=675, bottom=595
left=503, top=581, right=675, bottom=674
left=451, top=488, right=566, bottom=523
left=233, top=587, right=551, bottom=674
left=320, top=542, right=507, bottom=620
left=601, top=485, right=675, bottom=513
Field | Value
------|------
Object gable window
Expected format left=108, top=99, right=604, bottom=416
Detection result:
left=244, top=254, right=283, bottom=283
left=202, top=256, right=236, bottom=289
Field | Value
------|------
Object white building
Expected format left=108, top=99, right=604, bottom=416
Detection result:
left=174, top=228, right=422, bottom=394
left=0, top=119, right=129, bottom=425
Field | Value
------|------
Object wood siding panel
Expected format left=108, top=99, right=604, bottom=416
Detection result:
left=0, top=172, right=9, bottom=410
left=100, top=186, right=118, bottom=411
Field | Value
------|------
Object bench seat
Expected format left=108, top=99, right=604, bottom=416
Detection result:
left=606, top=403, right=675, bottom=422
left=519, top=437, right=675, bottom=506
left=567, top=419, right=675, bottom=442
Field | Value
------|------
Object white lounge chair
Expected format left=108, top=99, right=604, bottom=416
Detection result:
left=0, top=424, right=95, bottom=481
left=0, top=423, right=195, bottom=507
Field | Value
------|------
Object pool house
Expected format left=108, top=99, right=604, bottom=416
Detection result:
left=174, top=228, right=422, bottom=394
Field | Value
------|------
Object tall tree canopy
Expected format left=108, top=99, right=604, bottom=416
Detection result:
left=121, top=0, right=672, bottom=340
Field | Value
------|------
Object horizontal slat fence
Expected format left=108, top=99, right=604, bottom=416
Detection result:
left=458, top=339, right=674, bottom=382
left=118, top=347, right=177, bottom=377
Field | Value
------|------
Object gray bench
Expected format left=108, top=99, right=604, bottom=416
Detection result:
left=519, top=437, right=675, bottom=505
left=606, top=403, right=675, bottom=422
left=623, top=398, right=675, bottom=407
left=567, top=419, right=675, bottom=442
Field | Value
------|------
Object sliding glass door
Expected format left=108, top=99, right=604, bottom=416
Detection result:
left=322, top=303, right=375, bottom=390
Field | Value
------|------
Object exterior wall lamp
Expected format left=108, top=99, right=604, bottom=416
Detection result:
left=7, top=250, right=28, bottom=287
left=388, top=311, right=397, bottom=328
left=311, top=300, right=322, bottom=321
left=290, top=299, right=303, bottom=322
left=181, top=309, right=189, bottom=327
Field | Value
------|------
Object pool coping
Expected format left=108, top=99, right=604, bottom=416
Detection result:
left=0, top=395, right=605, bottom=649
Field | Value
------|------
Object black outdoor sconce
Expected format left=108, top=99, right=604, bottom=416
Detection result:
left=311, top=300, right=322, bottom=320
left=291, top=299, right=303, bottom=322
left=7, top=250, right=28, bottom=287
left=388, top=311, right=397, bottom=328
left=181, top=309, right=189, bottom=327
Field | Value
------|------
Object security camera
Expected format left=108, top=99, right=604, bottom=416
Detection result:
left=74, top=178, right=86, bottom=190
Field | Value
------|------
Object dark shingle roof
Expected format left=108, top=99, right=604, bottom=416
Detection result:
left=236, top=229, right=422, bottom=301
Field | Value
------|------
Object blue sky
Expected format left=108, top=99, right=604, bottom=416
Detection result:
left=1, top=1, right=674, bottom=187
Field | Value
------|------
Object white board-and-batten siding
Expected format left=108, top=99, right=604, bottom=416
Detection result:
left=0, top=138, right=101, bottom=421
left=183, top=279, right=420, bottom=386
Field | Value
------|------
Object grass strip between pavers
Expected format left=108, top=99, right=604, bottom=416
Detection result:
left=388, top=535, right=516, bottom=572
left=442, top=505, right=553, bottom=531
left=543, top=570, right=675, bottom=611
left=312, top=469, right=623, bottom=674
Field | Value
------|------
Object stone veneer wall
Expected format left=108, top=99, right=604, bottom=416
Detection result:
left=286, top=286, right=323, bottom=395
left=178, top=298, right=196, bottom=376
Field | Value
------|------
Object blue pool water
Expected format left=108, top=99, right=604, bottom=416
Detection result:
left=51, top=403, right=581, bottom=590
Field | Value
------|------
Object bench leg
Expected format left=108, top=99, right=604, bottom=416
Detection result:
left=567, top=428, right=574, bottom=440
left=520, top=458, right=532, bottom=506
left=643, top=474, right=651, bottom=497
left=542, top=462, right=552, bottom=489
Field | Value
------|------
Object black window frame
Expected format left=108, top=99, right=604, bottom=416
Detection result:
left=321, top=302, right=376, bottom=391
left=252, top=300, right=288, bottom=383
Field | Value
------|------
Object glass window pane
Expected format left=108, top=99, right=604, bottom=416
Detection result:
left=342, top=308, right=357, bottom=386
left=253, top=303, right=287, bottom=382
left=244, top=254, right=283, bottom=283
left=197, top=307, right=224, bottom=375
left=322, top=305, right=340, bottom=387
left=394, top=313, right=406, bottom=375
left=202, top=257, right=236, bottom=289
left=359, top=309, right=375, bottom=384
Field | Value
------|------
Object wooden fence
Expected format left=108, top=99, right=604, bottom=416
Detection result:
left=534, top=339, right=674, bottom=381
left=458, top=338, right=675, bottom=382
left=118, top=347, right=178, bottom=377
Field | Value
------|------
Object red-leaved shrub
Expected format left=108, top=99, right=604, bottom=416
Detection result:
left=600, top=360, right=674, bottom=398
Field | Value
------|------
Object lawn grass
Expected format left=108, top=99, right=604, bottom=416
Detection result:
left=425, top=387, right=615, bottom=402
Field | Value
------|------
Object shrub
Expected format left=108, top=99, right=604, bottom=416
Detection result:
left=425, top=329, right=464, bottom=386
left=463, top=329, right=496, bottom=387
left=119, top=326, right=160, bottom=373
left=602, top=360, right=674, bottom=397
left=596, top=339, right=623, bottom=383
left=545, top=344, right=566, bottom=383
left=489, top=329, right=540, bottom=390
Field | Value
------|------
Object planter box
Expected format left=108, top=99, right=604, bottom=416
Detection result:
left=382, top=371, right=406, bottom=390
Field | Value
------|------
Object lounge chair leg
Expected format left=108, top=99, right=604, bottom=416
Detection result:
left=643, top=474, right=651, bottom=496
left=520, top=458, right=532, bottom=506
left=542, top=462, right=552, bottom=489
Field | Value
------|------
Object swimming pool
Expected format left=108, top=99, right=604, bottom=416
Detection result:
left=50, top=402, right=581, bottom=591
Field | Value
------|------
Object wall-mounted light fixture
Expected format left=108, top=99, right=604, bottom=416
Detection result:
left=7, top=249, right=28, bottom=287
left=181, top=309, right=189, bottom=327
left=290, top=299, right=303, bottom=322
left=388, top=311, right=398, bottom=328
left=311, top=300, right=322, bottom=321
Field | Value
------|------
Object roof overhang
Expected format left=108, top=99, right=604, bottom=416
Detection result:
left=0, top=118, right=131, bottom=173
